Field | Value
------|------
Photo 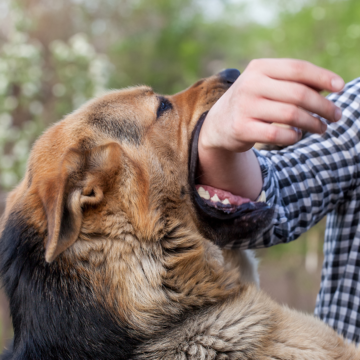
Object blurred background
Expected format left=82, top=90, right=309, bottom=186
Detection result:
left=0, top=0, right=359, bottom=352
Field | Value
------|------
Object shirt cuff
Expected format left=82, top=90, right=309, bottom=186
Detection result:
left=253, top=148, right=274, bottom=203
left=253, top=148, right=287, bottom=227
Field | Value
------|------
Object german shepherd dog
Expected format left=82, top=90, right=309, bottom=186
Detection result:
left=1, top=69, right=359, bottom=359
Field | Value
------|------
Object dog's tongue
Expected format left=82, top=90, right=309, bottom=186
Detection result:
left=195, top=185, right=251, bottom=206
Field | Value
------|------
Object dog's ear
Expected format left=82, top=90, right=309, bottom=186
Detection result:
left=40, top=142, right=122, bottom=263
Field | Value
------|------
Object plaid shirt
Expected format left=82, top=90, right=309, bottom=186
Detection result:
left=229, top=77, right=360, bottom=343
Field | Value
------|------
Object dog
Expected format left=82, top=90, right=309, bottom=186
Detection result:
left=1, top=69, right=359, bottom=359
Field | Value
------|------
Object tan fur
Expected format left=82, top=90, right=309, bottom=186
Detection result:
left=1, top=74, right=359, bottom=359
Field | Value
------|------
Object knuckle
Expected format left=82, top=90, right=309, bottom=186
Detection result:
left=285, top=106, right=299, bottom=122
left=265, top=126, right=279, bottom=143
left=317, top=72, right=332, bottom=90
left=294, top=86, right=307, bottom=103
left=247, top=59, right=261, bottom=70
left=290, top=60, right=306, bottom=77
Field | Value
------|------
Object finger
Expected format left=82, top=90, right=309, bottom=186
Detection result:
left=247, top=99, right=327, bottom=134
left=239, top=120, right=302, bottom=147
left=248, top=58, right=345, bottom=92
left=258, top=78, right=342, bottom=123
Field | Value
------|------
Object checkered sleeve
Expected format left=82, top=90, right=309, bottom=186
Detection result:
left=231, top=77, right=360, bottom=250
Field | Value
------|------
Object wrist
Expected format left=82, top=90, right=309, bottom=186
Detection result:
left=197, top=145, right=262, bottom=201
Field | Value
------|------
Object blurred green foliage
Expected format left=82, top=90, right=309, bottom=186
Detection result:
left=238, top=0, right=360, bottom=83
left=107, top=0, right=238, bottom=93
left=0, top=3, right=111, bottom=190
left=0, top=0, right=359, bottom=191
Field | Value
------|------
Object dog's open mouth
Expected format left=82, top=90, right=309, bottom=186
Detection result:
left=188, top=112, right=274, bottom=247
left=195, top=184, right=266, bottom=214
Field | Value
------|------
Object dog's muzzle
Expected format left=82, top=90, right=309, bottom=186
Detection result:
left=188, top=111, right=274, bottom=249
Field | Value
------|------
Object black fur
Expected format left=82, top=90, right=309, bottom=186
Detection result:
left=0, top=212, right=144, bottom=360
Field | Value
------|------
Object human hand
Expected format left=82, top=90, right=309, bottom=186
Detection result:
left=197, top=59, right=345, bottom=200
left=199, top=58, right=345, bottom=153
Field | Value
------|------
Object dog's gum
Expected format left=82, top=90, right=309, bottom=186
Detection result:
left=196, top=184, right=251, bottom=206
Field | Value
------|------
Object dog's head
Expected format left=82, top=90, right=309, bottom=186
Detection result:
left=0, top=70, right=274, bottom=355
left=1, top=69, right=272, bottom=264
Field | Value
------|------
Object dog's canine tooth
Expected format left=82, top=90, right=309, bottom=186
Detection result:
left=198, top=187, right=210, bottom=200
left=211, top=194, right=220, bottom=202
left=222, top=198, right=230, bottom=205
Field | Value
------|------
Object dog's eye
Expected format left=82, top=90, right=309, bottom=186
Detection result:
left=157, top=97, right=172, bottom=118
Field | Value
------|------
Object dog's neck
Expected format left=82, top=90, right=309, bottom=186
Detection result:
left=1, top=203, right=241, bottom=355
left=68, top=220, right=242, bottom=334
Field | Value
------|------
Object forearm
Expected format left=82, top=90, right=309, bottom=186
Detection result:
left=225, top=130, right=358, bottom=250
left=197, top=143, right=262, bottom=201
left=195, top=59, right=349, bottom=249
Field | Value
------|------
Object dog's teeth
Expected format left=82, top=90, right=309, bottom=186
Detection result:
left=222, top=198, right=230, bottom=205
left=211, top=194, right=220, bottom=202
left=198, top=187, right=210, bottom=200
left=257, top=190, right=266, bottom=203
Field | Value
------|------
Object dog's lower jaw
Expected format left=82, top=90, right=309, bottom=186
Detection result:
left=188, top=113, right=275, bottom=249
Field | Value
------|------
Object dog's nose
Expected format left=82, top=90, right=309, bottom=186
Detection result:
left=218, top=68, right=240, bottom=84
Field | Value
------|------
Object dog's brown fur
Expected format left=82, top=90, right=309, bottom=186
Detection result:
left=1, top=73, right=359, bottom=359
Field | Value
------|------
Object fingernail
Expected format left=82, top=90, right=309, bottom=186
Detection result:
left=331, top=77, right=345, bottom=91
left=292, top=127, right=302, bottom=139
left=334, top=107, right=342, bottom=121
left=321, top=121, right=327, bottom=133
